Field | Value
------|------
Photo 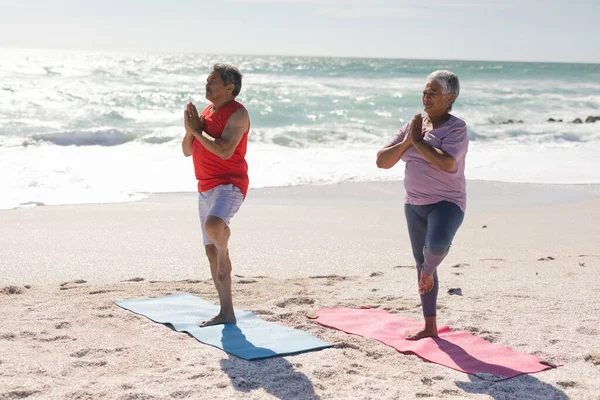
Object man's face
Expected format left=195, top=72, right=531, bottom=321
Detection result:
left=205, top=71, right=230, bottom=102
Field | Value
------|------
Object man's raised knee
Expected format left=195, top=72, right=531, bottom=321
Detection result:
left=204, top=216, right=227, bottom=240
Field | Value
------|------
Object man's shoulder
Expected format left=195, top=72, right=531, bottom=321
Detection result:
left=230, top=103, right=249, bottom=120
left=231, top=101, right=248, bottom=113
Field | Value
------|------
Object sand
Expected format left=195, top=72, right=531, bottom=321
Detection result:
left=1, top=181, right=599, bottom=399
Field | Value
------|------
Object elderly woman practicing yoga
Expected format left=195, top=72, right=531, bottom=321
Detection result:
left=376, top=70, right=468, bottom=340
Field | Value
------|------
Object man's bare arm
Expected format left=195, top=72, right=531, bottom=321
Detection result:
left=186, top=105, right=249, bottom=160
left=182, top=131, right=194, bottom=157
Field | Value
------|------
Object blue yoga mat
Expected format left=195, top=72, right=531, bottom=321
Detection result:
left=115, top=293, right=332, bottom=360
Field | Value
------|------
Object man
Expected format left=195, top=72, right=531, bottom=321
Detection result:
left=181, top=63, right=250, bottom=327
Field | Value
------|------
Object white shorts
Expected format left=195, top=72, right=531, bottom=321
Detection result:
left=198, top=184, right=244, bottom=245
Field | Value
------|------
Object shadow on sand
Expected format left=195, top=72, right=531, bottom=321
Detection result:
left=219, top=325, right=320, bottom=399
left=432, top=338, right=566, bottom=399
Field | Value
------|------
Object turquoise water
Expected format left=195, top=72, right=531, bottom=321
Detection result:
left=1, top=49, right=599, bottom=209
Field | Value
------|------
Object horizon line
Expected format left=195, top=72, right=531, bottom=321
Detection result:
left=2, top=45, right=599, bottom=66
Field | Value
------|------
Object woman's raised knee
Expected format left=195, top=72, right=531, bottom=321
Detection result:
left=425, top=241, right=451, bottom=256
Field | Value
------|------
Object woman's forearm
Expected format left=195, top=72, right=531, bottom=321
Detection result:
left=376, top=140, right=412, bottom=169
left=412, top=141, right=457, bottom=172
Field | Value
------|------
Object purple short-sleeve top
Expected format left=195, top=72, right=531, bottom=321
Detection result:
left=389, top=115, right=469, bottom=211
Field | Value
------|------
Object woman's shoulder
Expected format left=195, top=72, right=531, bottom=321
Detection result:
left=448, top=115, right=467, bottom=128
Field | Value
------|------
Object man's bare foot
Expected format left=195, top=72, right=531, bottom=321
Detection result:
left=200, top=313, right=236, bottom=327
left=406, top=329, right=438, bottom=340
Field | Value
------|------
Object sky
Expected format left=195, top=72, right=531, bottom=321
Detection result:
left=0, top=0, right=598, bottom=63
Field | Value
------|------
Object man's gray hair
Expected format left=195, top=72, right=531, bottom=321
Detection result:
left=427, top=70, right=460, bottom=111
left=213, top=63, right=243, bottom=97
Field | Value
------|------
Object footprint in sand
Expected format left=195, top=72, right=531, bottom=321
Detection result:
left=253, top=309, right=274, bottom=316
left=237, top=279, right=257, bottom=284
left=96, top=313, right=116, bottom=318
left=334, top=342, right=361, bottom=351
left=1, top=286, right=24, bottom=295
left=37, top=335, right=74, bottom=342
left=451, top=263, right=470, bottom=268
left=365, top=350, right=385, bottom=360
left=461, top=326, right=480, bottom=334
left=275, top=297, right=315, bottom=308
left=313, top=368, right=337, bottom=380
left=70, top=348, right=127, bottom=358
left=370, top=272, right=384, bottom=277
left=88, top=290, right=112, bottom=295
left=576, top=326, right=599, bottom=335
left=442, top=389, right=461, bottom=395
left=123, top=277, right=144, bottom=282
left=171, top=390, right=194, bottom=398
left=537, top=256, right=555, bottom=261
left=0, top=390, right=41, bottom=399
left=70, top=360, right=108, bottom=368
left=189, top=372, right=209, bottom=380
left=584, top=353, right=600, bottom=365
left=55, top=322, right=70, bottom=330
left=1, top=333, right=16, bottom=341
left=479, top=258, right=505, bottom=262
left=309, top=275, right=349, bottom=281
left=394, top=265, right=416, bottom=269
left=481, top=334, right=497, bottom=343
left=556, top=381, right=578, bottom=389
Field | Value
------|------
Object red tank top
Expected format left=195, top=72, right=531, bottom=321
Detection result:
left=192, top=101, right=249, bottom=197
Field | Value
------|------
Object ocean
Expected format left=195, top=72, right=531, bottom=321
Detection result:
left=1, top=49, right=599, bottom=209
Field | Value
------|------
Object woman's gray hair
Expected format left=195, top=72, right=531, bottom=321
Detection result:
left=427, top=70, right=460, bottom=111
left=213, top=63, right=243, bottom=97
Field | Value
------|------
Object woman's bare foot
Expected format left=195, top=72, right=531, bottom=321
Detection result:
left=406, top=328, right=438, bottom=340
left=406, top=316, right=438, bottom=340
left=200, top=312, right=236, bottom=327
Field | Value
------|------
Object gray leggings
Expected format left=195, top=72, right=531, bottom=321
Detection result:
left=405, top=201, right=464, bottom=317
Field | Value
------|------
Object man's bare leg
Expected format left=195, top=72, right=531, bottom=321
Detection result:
left=200, top=216, right=236, bottom=327
left=406, top=316, right=438, bottom=340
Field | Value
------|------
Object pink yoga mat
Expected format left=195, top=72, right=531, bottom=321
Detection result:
left=315, top=308, right=559, bottom=380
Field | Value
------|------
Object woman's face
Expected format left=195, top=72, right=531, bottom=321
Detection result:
left=422, top=79, right=453, bottom=116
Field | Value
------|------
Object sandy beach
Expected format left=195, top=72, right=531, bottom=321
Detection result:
left=1, top=180, right=599, bottom=399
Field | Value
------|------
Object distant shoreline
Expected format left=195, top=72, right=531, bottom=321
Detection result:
left=4, top=179, right=600, bottom=212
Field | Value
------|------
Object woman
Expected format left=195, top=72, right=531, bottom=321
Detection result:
left=376, top=70, right=468, bottom=340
